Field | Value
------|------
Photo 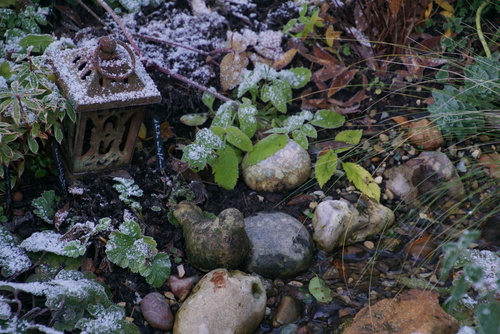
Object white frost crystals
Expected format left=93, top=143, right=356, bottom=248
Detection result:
left=0, top=226, right=31, bottom=277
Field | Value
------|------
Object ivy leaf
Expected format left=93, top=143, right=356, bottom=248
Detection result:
left=308, top=276, right=332, bottom=303
left=143, top=252, right=171, bottom=288
left=334, top=130, right=362, bottom=153
left=226, top=126, right=253, bottom=152
left=310, top=110, right=345, bottom=128
left=243, top=134, right=289, bottom=167
left=211, top=146, right=239, bottom=190
left=342, top=162, right=381, bottom=202
left=315, top=150, right=338, bottom=188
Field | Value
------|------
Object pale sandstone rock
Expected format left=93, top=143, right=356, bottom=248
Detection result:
left=344, top=289, right=459, bottom=334
left=173, top=269, right=266, bottom=334
left=242, top=139, right=311, bottom=193
left=312, top=198, right=395, bottom=252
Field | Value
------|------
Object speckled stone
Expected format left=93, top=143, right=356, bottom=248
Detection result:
left=244, top=211, right=313, bottom=279
left=242, top=139, right=311, bottom=192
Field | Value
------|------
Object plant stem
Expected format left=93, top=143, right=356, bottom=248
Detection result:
left=476, top=1, right=491, bottom=58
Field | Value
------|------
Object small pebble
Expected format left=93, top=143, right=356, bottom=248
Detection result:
left=379, top=134, right=390, bottom=142
left=374, top=176, right=383, bottom=184
left=363, top=241, right=374, bottom=249
left=140, top=292, right=174, bottom=330
left=479, top=135, right=490, bottom=142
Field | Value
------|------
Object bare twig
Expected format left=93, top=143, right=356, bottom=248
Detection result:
left=75, top=0, right=107, bottom=27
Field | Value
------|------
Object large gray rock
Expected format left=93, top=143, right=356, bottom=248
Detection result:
left=242, top=139, right=311, bottom=192
left=173, top=269, right=266, bottom=334
left=244, top=211, right=313, bottom=278
left=312, top=198, right=395, bottom=252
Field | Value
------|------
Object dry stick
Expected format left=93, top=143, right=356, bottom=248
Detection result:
left=94, top=0, right=238, bottom=105
left=75, top=0, right=107, bottom=27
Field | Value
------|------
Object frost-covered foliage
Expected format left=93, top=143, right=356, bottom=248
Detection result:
left=0, top=226, right=31, bottom=277
left=105, top=211, right=171, bottom=287
left=113, top=177, right=143, bottom=214
left=106, top=0, right=162, bottom=13
left=0, top=270, right=139, bottom=332
left=31, top=190, right=60, bottom=224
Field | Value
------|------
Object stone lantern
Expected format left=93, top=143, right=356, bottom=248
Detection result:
left=47, top=37, right=161, bottom=174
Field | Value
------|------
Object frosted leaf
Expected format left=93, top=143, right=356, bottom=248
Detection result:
left=196, top=128, right=224, bottom=149
left=0, top=226, right=32, bottom=277
left=19, top=230, right=86, bottom=257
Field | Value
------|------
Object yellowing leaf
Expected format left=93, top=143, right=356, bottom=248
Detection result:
left=309, top=276, right=332, bottom=303
left=435, top=0, right=454, bottom=13
left=342, top=162, right=381, bottom=202
left=315, top=150, right=338, bottom=188
left=220, top=53, right=249, bottom=91
left=138, top=123, right=147, bottom=140
left=273, top=48, right=297, bottom=70
left=425, top=1, right=433, bottom=19
left=440, top=10, right=454, bottom=18
left=325, top=25, right=341, bottom=48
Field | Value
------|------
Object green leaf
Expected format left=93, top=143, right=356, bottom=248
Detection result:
left=301, top=123, right=317, bottom=138
left=0, top=225, right=31, bottom=277
left=261, top=80, right=291, bottom=113
left=243, top=134, right=289, bottom=167
left=180, top=113, right=209, bottom=126
left=342, top=162, right=381, bottom=202
left=202, top=91, right=215, bottom=111
left=334, top=130, right=362, bottom=153
left=20, top=230, right=86, bottom=258
left=18, top=34, right=54, bottom=53
left=76, top=304, right=140, bottom=334
left=238, top=100, right=258, bottom=138
left=31, top=190, right=60, bottom=224
left=315, top=150, right=338, bottom=188
left=211, top=146, right=239, bottom=190
left=477, top=302, right=500, bottom=334
left=286, top=67, right=312, bottom=89
left=310, top=110, right=345, bottom=129
left=144, top=252, right=171, bottom=288
left=53, top=124, right=63, bottom=143
left=27, top=136, right=39, bottom=154
left=106, top=219, right=158, bottom=273
left=308, top=276, right=332, bottom=303
left=226, top=126, right=253, bottom=152
left=292, top=130, right=308, bottom=149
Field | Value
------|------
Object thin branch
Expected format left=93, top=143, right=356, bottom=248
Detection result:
left=75, top=0, right=107, bottom=27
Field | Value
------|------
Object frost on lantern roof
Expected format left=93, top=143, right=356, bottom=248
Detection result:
left=45, top=38, right=161, bottom=113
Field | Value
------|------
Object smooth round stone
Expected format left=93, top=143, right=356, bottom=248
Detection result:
left=173, top=269, right=266, bottom=334
left=140, top=292, right=174, bottom=330
left=242, top=139, right=311, bottom=192
left=244, top=211, right=313, bottom=279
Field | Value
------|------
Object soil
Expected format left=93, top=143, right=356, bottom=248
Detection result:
left=2, top=0, right=499, bottom=333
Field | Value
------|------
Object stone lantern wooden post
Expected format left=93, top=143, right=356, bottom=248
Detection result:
left=48, top=37, right=161, bottom=174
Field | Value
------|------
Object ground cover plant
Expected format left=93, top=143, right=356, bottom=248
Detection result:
left=0, top=0, right=499, bottom=333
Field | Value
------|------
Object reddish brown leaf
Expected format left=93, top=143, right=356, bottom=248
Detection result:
left=332, top=259, right=349, bottom=283
left=328, top=69, right=358, bottom=97
left=404, top=235, right=437, bottom=260
left=286, top=194, right=315, bottom=206
left=478, top=153, right=500, bottom=179
left=272, top=48, right=297, bottom=70
left=54, top=202, right=70, bottom=231
left=220, top=52, right=249, bottom=90
left=388, top=0, right=401, bottom=18
left=312, top=64, right=346, bottom=83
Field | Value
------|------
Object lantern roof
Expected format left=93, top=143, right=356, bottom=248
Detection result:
left=46, top=37, right=161, bottom=112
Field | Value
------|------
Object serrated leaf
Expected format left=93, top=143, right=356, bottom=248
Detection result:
left=292, top=130, right=308, bottom=149
left=211, top=146, right=239, bottom=190
left=20, top=230, right=86, bottom=257
left=301, top=123, right=317, bottom=138
left=334, top=130, right=362, bottom=153
left=238, top=101, right=258, bottom=138
left=243, top=134, right=289, bottom=167
left=32, top=190, right=60, bottom=224
left=310, top=110, right=345, bottom=128
left=0, top=225, right=31, bottom=277
left=76, top=304, right=139, bottom=334
left=144, top=252, right=171, bottom=288
left=342, top=162, right=381, bottom=202
left=286, top=67, right=312, bottom=89
left=309, top=276, right=332, bottom=303
left=226, top=126, right=253, bottom=152
left=261, top=80, right=291, bottom=113
left=315, top=150, right=338, bottom=188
